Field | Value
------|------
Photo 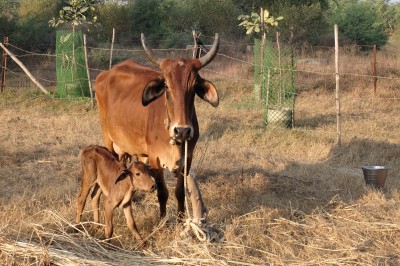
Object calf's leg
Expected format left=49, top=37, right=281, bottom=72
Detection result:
left=104, top=198, right=116, bottom=239
left=76, top=171, right=94, bottom=223
left=91, top=184, right=102, bottom=223
left=123, top=204, right=143, bottom=241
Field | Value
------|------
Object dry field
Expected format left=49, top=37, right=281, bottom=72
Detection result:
left=0, top=49, right=400, bottom=265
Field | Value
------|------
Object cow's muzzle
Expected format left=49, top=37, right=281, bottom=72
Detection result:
left=170, top=126, right=192, bottom=144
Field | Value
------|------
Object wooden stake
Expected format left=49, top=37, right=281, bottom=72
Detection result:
left=109, top=28, right=115, bottom=70
left=259, top=7, right=266, bottom=102
left=276, top=32, right=282, bottom=105
left=192, top=30, right=200, bottom=59
left=83, top=34, right=94, bottom=107
left=0, top=42, right=49, bottom=94
left=373, top=44, right=377, bottom=95
left=334, top=24, right=341, bottom=147
left=1, top=36, right=8, bottom=92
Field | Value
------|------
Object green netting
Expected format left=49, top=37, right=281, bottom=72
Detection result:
left=253, top=38, right=296, bottom=128
left=56, top=30, right=89, bottom=98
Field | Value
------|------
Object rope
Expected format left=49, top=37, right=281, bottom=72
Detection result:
left=183, top=140, right=191, bottom=220
left=181, top=140, right=210, bottom=242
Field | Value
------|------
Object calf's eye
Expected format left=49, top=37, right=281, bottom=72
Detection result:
left=136, top=172, right=141, bottom=177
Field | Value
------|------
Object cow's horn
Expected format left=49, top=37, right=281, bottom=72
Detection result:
left=199, top=33, right=219, bottom=68
left=141, top=33, right=160, bottom=66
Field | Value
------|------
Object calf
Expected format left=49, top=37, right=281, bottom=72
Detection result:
left=76, top=145, right=156, bottom=241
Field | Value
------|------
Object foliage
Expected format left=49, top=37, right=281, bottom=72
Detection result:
left=125, top=0, right=241, bottom=48
left=237, top=9, right=283, bottom=35
left=96, top=1, right=131, bottom=43
left=2, top=0, right=400, bottom=50
left=0, top=0, right=16, bottom=40
left=127, top=0, right=166, bottom=45
left=49, top=0, right=100, bottom=30
left=327, top=0, right=393, bottom=46
left=278, top=2, right=329, bottom=46
left=10, top=0, right=60, bottom=50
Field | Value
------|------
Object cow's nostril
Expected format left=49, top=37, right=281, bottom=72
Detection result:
left=174, top=127, right=179, bottom=136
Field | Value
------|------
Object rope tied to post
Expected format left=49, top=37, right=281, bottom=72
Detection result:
left=181, top=140, right=210, bottom=242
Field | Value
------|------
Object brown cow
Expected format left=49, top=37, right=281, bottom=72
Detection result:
left=95, top=33, right=219, bottom=219
left=76, top=145, right=156, bottom=241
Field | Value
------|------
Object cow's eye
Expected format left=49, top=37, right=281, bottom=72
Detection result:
left=136, top=172, right=141, bottom=176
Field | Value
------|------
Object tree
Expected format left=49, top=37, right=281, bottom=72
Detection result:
left=164, top=0, right=242, bottom=47
left=11, top=0, right=60, bottom=50
left=0, top=0, right=17, bottom=40
left=96, top=1, right=131, bottom=44
left=127, top=0, right=165, bottom=45
left=233, top=0, right=330, bottom=45
left=49, top=0, right=100, bottom=32
left=237, top=9, right=283, bottom=35
left=327, top=0, right=391, bottom=46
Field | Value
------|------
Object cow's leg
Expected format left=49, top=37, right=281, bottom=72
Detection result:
left=122, top=203, right=143, bottom=241
left=176, top=140, right=195, bottom=219
left=175, top=137, right=199, bottom=220
left=152, top=168, right=168, bottom=218
left=91, top=184, right=102, bottom=223
left=175, top=171, right=185, bottom=219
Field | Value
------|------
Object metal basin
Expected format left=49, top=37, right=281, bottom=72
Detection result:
left=361, top=166, right=389, bottom=189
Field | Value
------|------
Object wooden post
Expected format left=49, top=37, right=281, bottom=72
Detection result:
left=109, top=28, right=115, bottom=69
left=0, top=42, right=49, bottom=94
left=265, top=69, right=271, bottom=127
left=1, top=36, right=8, bottom=92
left=276, top=32, right=282, bottom=105
left=192, top=30, right=200, bottom=59
left=83, top=34, right=94, bottom=107
left=334, top=24, right=341, bottom=147
left=259, top=7, right=266, bottom=102
left=373, top=44, right=377, bottom=95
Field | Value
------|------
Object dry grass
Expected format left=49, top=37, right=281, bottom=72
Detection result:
left=1, top=50, right=400, bottom=265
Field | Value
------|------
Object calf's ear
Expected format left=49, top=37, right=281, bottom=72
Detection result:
left=142, top=77, right=166, bottom=106
left=131, top=154, right=139, bottom=162
left=195, top=78, right=219, bottom=107
left=120, top=154, right=134, bottom=169
left=115, top=170, right=130, bottom=184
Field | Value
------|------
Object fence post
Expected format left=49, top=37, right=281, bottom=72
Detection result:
left=259, top=7, right=266, bottom=102
left=109, top=28, right=115, bottom=70
left=334, top=24, right=341, bottom=147
left=373, top=44, right=377, bottom=95
left=1, top=36, right=8, bottom=92
left=192, top=31, right=200, bottom=58
left=83, top=34, right=94, bottom=108
left=0, top=42, right=48, bottom=94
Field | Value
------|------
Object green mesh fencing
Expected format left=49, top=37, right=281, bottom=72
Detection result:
left=253, top=38, right=296, bottom=128
left=56, top=30, right=89, bottom=98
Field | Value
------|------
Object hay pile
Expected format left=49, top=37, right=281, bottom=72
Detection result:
left=1, top=189, right=399, bottom=265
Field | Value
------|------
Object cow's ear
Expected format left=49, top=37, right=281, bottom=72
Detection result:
left=195, top=78, right=219, bottom=107
left=115, top=170, right=130, bottom=184
left=142, top=77, right=166, bottom=106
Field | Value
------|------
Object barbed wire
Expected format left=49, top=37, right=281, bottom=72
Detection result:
left=6, top=43, right=57, bottom=57
left=2, top=41, right=400, bottom=95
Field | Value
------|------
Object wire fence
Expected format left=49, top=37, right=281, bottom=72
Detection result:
left=1, top=34, right=400, bottom=143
